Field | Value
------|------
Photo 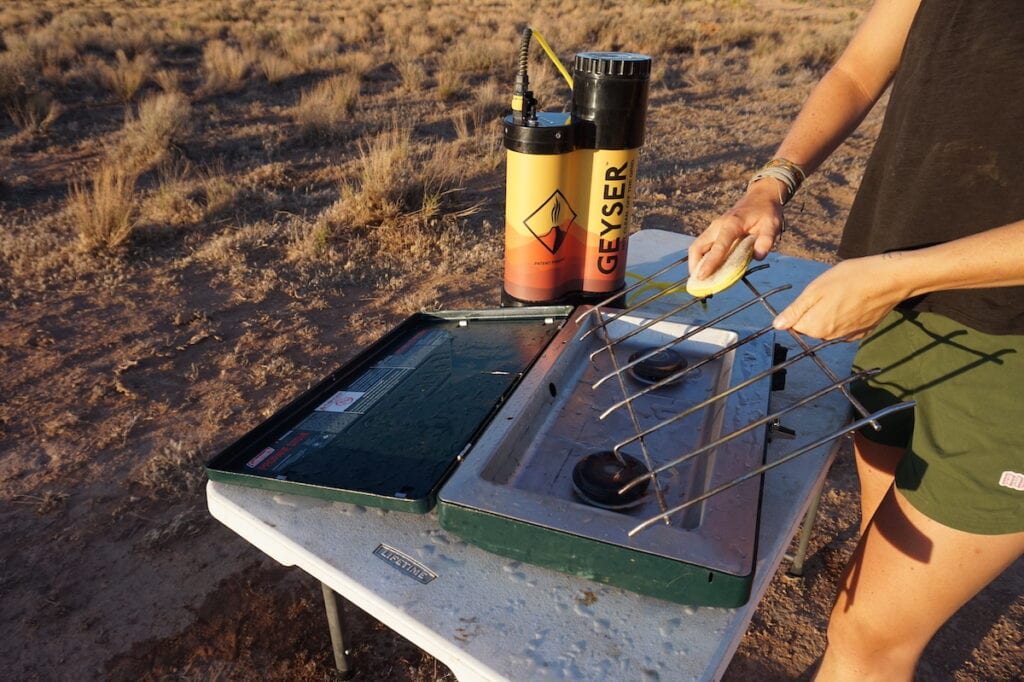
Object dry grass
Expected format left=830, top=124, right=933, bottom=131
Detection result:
left=292, top=73, right=360, bottom=139
left=350, top=124, right=415, bottom=222
left=153, top=68, right=182, bottom=93
left=5, top=89, right=61, bottom=134
left=116, top=90, right=192, bottom=169
left=134, top=440, right=206, bottom=500
left=201, top=40, right=250, bottom=95
left=257, top=52, right=296, bottom=84
left=282, top=31, right=340, bottom=71
left=145, top=159, right=200, bottom=225
left=0, top=49, right=34, bottom=106
left=96, top=49, right=155, bottom=102
left=69, top=164, right=139, bottom=252
left=396, top=55, right=426, bottom=93
left=197, top=161, right=239, bottom=216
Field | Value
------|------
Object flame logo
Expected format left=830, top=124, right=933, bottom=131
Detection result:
left=524, top=190, right=576, bottom=255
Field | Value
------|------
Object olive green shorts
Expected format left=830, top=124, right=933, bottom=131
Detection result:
left=851, top=309, right=1024, bottom=535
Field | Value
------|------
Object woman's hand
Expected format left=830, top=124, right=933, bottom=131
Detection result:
left=687, top=181, right=785, bottom=279
left=772, top=254, right=910, bottom=340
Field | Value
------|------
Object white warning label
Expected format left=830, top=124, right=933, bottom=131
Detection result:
left=315, top=390, right=365, bottom=413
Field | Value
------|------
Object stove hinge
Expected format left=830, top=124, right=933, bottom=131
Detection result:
left=771, top=343, right=789, bottom=391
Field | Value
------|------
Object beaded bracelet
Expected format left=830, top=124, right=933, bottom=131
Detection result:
left=746, top=158, right=807, bottom=205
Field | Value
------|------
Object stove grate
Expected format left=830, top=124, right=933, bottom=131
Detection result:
left=576, top=256, right=915, bottom=537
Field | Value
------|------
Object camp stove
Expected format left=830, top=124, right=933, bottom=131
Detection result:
left=208, top=254, right=911, bottom=607
left=438, top=260, right=912, bottom=606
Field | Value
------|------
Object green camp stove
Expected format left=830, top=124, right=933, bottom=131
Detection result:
left=436, top=305, right=775, bottom=607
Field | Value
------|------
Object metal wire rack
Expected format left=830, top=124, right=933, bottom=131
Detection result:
left=575, top=255, right=915, bottom=537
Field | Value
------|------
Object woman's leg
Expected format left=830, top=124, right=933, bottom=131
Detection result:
left=852, top=432, right=904, bottom=534
left=814, top=486, right=1024, bottom=682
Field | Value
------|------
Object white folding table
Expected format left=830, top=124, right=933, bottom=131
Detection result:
left=207, top=229, right=856, bottom=681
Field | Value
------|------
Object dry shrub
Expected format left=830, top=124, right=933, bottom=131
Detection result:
left=197, top=161, right=238, bottom=216
left=417, top=142, right=471, bottom=222
left=146, top=159, right=200, bottom=225
left=118, top=91, right=192, bottom=169
left=332, top=14, right=374, bottom=46
left=451, top=110, right=472, bottom=142
left=3, top=27, right=78, bottom=81
left=286, top=208, right=340, bottom=262
left=201, top=40, right=249, bottom=94
left=396, top=55, right=426, bottom=93
left=96, top=49, right=155, bottom=102
left=293, top=73, right=359, bottom=139
left=69, top=164, right=139, bottom=253
left=473, top=78, right=506, bottom=122
left=5, top=90, right=61, bottom=134
left=283, top=31, right=340, bottom=70
left=135, top=440, right=205, bottom=500
left=336, top=50, right=374, bottom=80
left=341, top=129, right=473, bottom=233
left=351, top=125, right=415, bottom=221
left=257, top=52, right=296, bottom=83
left=748, top=24, right=853, bottom=82
left=450, top=80, right=505, bottom=147
left=49, top=7, right=113, bottom=32
left=153, top=68, right=181, bottom=93
left=0, top=7, right=51, bottom=33
left=681, top=40, right=715, bottom=95
left=0, top=49, right=34, bottom=105
left=379, top=8, right=426, bottom=47
left=441, top=37, right=507, bottom=76
left=436, top=67, right=462, bottom=102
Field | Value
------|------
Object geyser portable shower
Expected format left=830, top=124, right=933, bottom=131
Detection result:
left=502, top=29, right=650, bottom=307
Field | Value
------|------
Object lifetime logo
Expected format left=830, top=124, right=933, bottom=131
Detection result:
left=373, top=544, right=438, bottom=584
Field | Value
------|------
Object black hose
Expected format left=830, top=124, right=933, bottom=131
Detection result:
left=513, top=27, right=536, bottom=125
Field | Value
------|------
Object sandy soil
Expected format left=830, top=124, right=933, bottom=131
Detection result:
left=1, top=1, right=1020, bottom=680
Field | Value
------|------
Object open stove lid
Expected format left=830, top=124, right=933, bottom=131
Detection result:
left=206, top=306, right=573, bottom=512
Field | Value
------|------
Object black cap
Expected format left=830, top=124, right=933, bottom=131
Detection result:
left=503, top=111, right=575, bottom=155
left=574, top=52, right=652, bottom=79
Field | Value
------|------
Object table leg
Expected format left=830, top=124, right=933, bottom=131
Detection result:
left=321, top=581, right=355, bottom=679
left=786, top=477, right=824, bottom=578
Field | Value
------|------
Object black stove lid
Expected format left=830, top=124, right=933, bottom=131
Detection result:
left=206, top=306, right=573, bottom=512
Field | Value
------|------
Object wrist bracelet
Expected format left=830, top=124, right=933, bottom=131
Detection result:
left=747, top=158, right=806, bottom=205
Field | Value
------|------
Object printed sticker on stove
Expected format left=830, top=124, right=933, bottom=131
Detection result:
left=315, top=390, right=364, bottom=413
left=246, top=446, right=276, bottom=469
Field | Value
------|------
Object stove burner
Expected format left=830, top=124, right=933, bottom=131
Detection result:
left=628, top=347, right=687, bottom=385
left=572, top=451, right=651, bottom=510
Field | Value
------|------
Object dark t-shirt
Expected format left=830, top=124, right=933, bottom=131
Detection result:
left=838, top=0, right=1024, bottom=334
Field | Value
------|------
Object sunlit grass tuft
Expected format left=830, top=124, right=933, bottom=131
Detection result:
left=201, top=40, right=250, bottom=94
left=69, top=164, right=139, bottom=253
left=96, top=49, right=155, bottom=102
left=292, top=73, right=360, bottom=139
left=117, top=91, right=192, bottom=169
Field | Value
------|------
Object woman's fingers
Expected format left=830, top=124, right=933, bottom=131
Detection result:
left=689, top=216, right=746, bottom=278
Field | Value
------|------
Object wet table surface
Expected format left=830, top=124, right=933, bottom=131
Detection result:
left=207, top=229, right=854, bottom=681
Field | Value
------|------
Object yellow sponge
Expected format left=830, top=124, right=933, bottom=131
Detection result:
left=686, top=234, right=756, bottom=298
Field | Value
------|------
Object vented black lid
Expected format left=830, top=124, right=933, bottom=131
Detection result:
left=574, top=52, right=651, bottom=79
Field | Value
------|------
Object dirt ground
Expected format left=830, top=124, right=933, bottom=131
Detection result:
left=1, top=1, right=1020, bottom=680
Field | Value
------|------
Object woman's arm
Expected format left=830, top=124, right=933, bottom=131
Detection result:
left=772, top=219, right=1024, bottom=340
left=687, top=0, right=922, bottom=277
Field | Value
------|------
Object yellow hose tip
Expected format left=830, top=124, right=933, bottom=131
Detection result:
left=686, top=235, right=756, bottom=298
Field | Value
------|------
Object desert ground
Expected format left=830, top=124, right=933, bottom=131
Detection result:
left=1, top=0, right=1020, bottom=679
